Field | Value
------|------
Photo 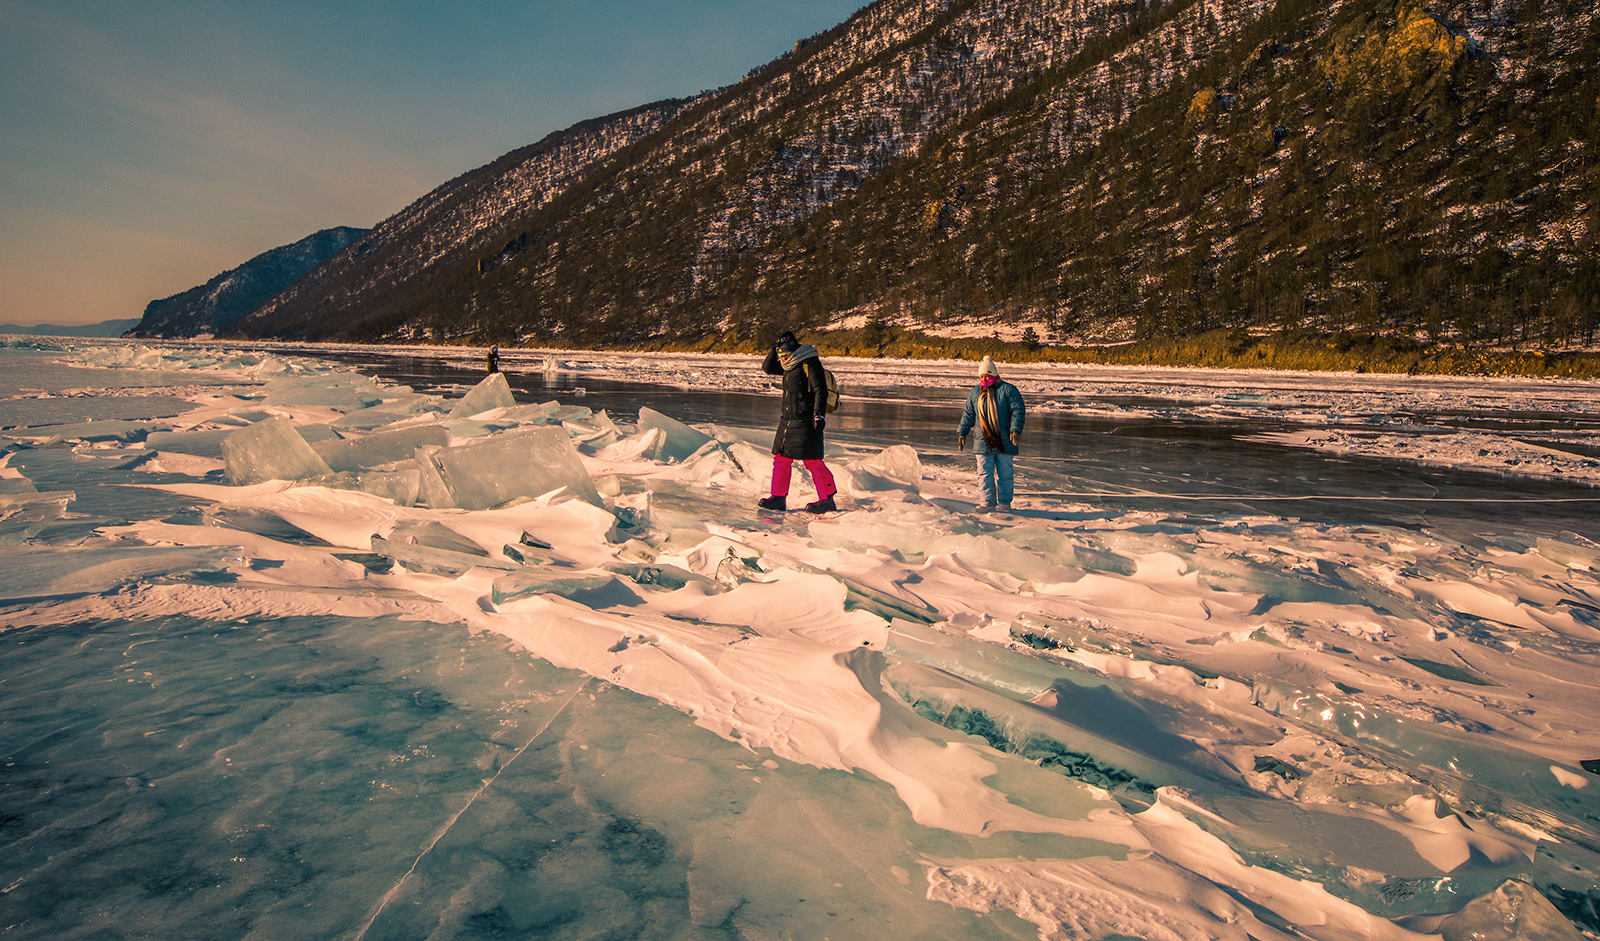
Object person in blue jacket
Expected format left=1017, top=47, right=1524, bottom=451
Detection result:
left=956, top=356, right=1026, bottom=512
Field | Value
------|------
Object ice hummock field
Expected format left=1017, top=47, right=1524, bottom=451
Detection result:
left=3, top=338, right=1600, bottom=941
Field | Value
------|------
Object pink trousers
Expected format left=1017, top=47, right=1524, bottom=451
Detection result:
left=770, top=455, right=836, bottom=500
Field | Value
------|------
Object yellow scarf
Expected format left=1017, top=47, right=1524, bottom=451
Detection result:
left=978, top=385, right=1005, bottom=450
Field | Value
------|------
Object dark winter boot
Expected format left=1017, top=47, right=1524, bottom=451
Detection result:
left=804, top=495, right=837, bottom=514
left=758, top=495, right=787, bottom=512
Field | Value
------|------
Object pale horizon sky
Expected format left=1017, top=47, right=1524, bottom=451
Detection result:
left=0, top=0, right=866, bottom=326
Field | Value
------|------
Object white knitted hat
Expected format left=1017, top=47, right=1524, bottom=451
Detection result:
left=979, top=356, right=999, bottom=377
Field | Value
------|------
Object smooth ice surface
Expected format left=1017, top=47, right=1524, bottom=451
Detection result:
left=0, top=395, right=192, bottom=428
left=0, top=542, right=240, bottom=600
left=4, top=341, right=1600, bottom=941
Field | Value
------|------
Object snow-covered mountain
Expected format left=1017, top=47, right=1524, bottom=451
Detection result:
left=228, top=0, right=1596, bottom=350
left=131, top=226, right=368, bottom=338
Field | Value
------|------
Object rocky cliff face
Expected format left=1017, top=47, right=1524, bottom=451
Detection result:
left=132, top=227, right=369, bottom=338
left=228, top=0, right=1597, bottom=350
left=1323, top=0, right=1471, bottom=95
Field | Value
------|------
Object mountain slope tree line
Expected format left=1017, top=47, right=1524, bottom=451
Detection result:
left=224, top=0, right=1597, bottom=360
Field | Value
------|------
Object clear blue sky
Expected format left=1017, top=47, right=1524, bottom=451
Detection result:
left=0, top=0, right=865, bottom=326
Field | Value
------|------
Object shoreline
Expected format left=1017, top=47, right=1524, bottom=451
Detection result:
left=12, top=329, right=1600, bottom=381
left=10, top=335, right=1598, bottom=491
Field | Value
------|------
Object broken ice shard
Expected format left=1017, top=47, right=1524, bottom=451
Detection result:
left=417, top=426, right=601, bottom=510
left=605, top=562, right=719, bottom=592
left=449, top=372, right=517, bottom=418
left=490, top=570, right=621, bottom=604
left=259, top=373, right=388, bottom=411
left=1435, top=880, right=1589, bottom=941
left=390, top=519, right=490, bottom=556
left=443, top=417, right=519, bottom=440
left=294, top=470, right=423, bottom=507
left=356, top=468, right=422, bottom=506
left=412, top=449, right=455, bottom=508
left=314, top=424, right=449, bottom=472
left=0, top=491, right=74, bottom=544
left=330, top=394, right=437, bottom=430
left=220, top=416, right=334, bottom=485
left=848, top=444, right=923, bottom=493
left=884, top=657, right=1165, bottom=804
left=722, top=440, right=771, bottom=481
left=519, top=532, right=554, bottom=550
left=635, top=407, right=713, bottom=462
left=17, top=419, right=167, bottom=444
left=146, top=428, right=237, bottom=459
left=472, top=400, right=593, bottom=427
left=370, top=535, right=521, bottom=578
left=544, top=403, right=593, bottom=423
left=1253, top=756, right=1305, bottom=780
left=502, top=533, right=574, bottom=567
left=1010, top=611, right=1138, bottom=657
left=565, top=410, right=621, bottom=453
left=492, top=401, right=562, bottom=424
left=1537, top=533, right=1600, bottom=570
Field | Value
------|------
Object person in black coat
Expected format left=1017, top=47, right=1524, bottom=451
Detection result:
left=759, top=331, right=838, bottom=513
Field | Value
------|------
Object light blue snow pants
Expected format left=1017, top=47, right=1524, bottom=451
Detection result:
left=975, top=445, right=1015, bottom=506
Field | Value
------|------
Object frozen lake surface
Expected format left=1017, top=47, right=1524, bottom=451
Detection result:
left=309, top=344, right=1600, bottom=540
left=3, top=338, right=1600, bottom=940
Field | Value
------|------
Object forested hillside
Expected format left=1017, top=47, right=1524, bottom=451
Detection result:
left=227, top=0, right=1597, bottom=354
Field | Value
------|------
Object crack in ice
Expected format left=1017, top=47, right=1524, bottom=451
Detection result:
left=351, top=678, right=591, bottom=940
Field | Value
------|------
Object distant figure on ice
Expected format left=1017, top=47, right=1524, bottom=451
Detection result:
left=957, top=356, right=1026, bottom=512
left=485, top=345, right=500, bottom=374
left=759, top=331, right=838, bottom=514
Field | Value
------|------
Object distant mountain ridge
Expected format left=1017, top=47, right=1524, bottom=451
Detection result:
left=132, top=226, right=368, bottom=338
left=0, top=319, right=141, bottom=338
left=226, top=0, right=1597, bottom=352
